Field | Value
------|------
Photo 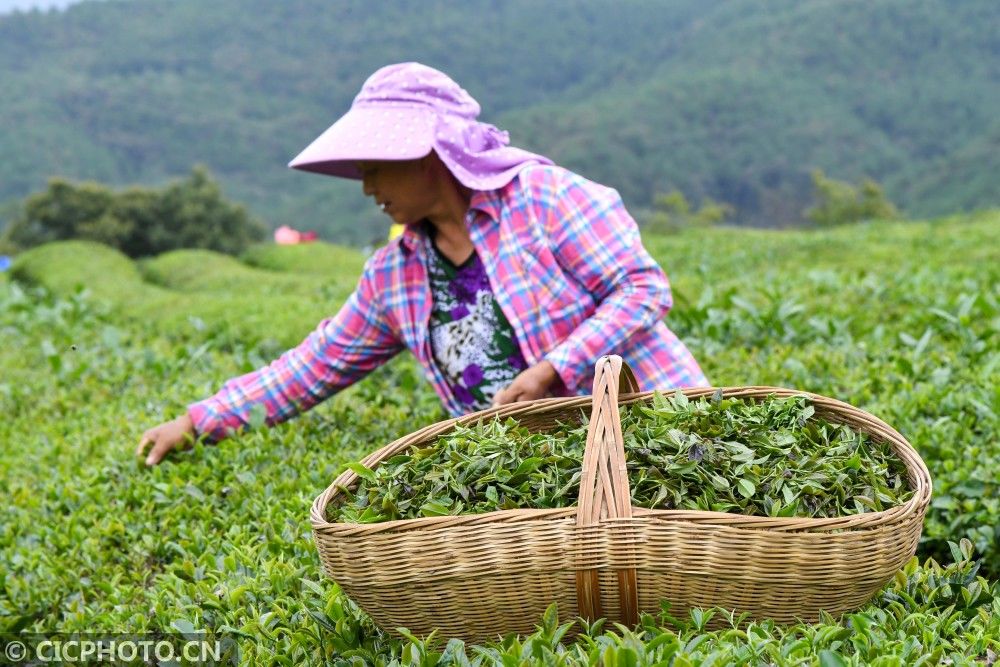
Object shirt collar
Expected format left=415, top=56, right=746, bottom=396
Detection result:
left=398, top=222, right=423, bottom=254
left=468, top=188, right=501, bottom=219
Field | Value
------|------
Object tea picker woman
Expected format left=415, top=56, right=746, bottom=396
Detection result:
left=137, top=62, right=708, bottom=466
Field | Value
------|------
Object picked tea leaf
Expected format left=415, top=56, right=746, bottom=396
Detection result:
left=327, top=393, right=913, bottom=523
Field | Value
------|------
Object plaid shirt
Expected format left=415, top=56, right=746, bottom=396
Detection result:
left=188, top=165, right=708, bottom=441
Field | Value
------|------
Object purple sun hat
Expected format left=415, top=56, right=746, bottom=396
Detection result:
left=288, top=62, right=552, bottom=190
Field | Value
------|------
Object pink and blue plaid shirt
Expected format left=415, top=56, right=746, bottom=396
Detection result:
left=188, top=165, right=708, bottom=441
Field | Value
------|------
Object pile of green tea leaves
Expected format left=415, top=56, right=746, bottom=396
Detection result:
left=328, top=391, right=914, bottom=523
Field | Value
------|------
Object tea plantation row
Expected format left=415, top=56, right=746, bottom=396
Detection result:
left=1, top=210, right=997, bottom=664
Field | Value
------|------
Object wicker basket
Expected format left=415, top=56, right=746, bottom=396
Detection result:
left=310, top=355, right=932, bottom=642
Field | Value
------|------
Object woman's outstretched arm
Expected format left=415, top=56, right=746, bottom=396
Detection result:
left=136, top=256, right=404, bottom=465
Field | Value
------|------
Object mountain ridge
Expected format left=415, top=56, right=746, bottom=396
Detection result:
left=1, top=0, right=996, bottom=243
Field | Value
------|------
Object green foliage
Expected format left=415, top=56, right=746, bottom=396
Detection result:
left=806, top=170, right=899, bottom=227
left=140, top=249, right=312, bottom=294
left=240, top=241, right=366, bottom=278
left=0, top=0, right=996, bottom=240
left=11, top=238, right=362, bottom=349
left=330, top=393, right=911, bottom=523
left=643, top=190, right=734, bottom=234
left=627, top=392, right=910, bottom=517
left=9, top=239, right=160, bottom=303
left=1, top=167, right=266, bottom=257
left=1, top=210, right=998, bottom=663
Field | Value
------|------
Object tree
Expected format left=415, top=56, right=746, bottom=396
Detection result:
left=805, top=169, right=899, bottom=227
left=644, top=189, right=734, bottom=235
left=1, top=167, right=267, bottom=257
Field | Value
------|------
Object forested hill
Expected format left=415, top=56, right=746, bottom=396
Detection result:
left=0, top=0, right=996, bottom=244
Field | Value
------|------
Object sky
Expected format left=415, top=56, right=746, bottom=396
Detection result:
left=0, top=0, right=87, bottom=13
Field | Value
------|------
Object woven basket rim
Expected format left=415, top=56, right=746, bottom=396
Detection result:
left=311, top=385, right=932, bottom=536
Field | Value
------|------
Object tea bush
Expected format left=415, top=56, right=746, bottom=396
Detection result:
left=240, top=242, right=367, bottom=277
left=1, top=211, right=997, bottom=664
left=10, top=240, right=363, bottom=350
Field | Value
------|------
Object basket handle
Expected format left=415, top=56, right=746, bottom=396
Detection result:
left=574, top=355, right=640, bottom=626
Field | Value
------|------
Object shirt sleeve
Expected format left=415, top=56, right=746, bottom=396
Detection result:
left=186, top=256, right=404, bottom=442
left=529, top=167, right=673, bottom=393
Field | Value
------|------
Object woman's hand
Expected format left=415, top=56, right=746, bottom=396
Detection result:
left=136, top=414, right=196, bottom=466
left=492, top=360, right=559, bottom=407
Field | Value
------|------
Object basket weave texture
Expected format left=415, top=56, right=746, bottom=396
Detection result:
left=311, top=355, right=932, bottom=642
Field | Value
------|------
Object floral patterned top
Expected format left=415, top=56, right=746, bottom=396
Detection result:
left=423, top=225, right=527, bottom=411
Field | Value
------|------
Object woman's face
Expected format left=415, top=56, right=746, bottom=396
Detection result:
left=356, top=158, right=438, bottom=225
